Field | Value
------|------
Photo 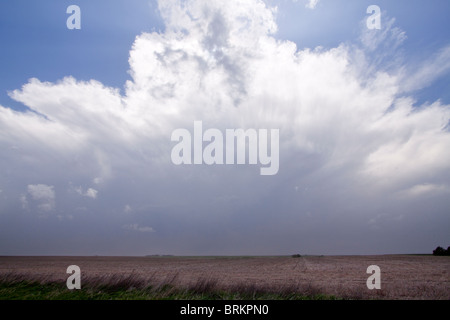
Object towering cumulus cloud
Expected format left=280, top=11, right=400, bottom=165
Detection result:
left=0, top=0, right=449, bottom=255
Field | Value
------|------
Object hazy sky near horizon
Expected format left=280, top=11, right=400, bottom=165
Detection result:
left=0, top=0, right=449, bottom=256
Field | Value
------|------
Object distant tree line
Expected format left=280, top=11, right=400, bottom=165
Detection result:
left=432, top=246, right=450, bottom=256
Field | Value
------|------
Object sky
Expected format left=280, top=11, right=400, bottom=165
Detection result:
left=0, top=0, right=449, bottom=256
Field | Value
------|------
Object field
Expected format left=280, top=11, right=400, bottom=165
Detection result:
left=0, top=255, right=449, bottom=300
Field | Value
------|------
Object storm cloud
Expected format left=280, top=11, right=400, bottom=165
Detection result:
left=0, top=0, right=449, bottom=255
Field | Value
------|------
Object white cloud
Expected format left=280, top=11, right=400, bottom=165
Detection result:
left=397, top=184, right=450, bottom=199
left=401, top=45, right=450, bottom=93
left=74, top=186, right=98, bottom=199
left=57, top=214, right=73, bottom=221
left=26, top=184, right=55, bottom=212
left=27, top=184, right=55, bottom=201
left=0, top=0, right=448, bottom=206
left=123, top=224, right=154, bottom=233
left=305, top=0, right=319, bottom=9
left=85, top=188, right=98, bottom=199
left=360, top=17, right=407, bottom=53
left=20, top=194, right=28, bottom=210
left=124, top=205, right=132, bottom=214
left=368, top=213, right=405, bottom=230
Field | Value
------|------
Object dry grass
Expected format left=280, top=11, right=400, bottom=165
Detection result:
left=0, top=255, right=448, bottom=300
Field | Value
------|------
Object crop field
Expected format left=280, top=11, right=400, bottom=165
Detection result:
left=0, top=255, right=448, bottom=300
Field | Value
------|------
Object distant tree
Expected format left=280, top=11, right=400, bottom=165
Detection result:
left=433, top=246, right=449, bottom=256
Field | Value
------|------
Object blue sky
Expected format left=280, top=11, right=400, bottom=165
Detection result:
left=0, top=0, right=449, bottom=256
left=0, top=1, right=164, bottom=109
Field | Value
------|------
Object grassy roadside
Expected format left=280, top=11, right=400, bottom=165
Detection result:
left=0, top=276, right=338, bottom=300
